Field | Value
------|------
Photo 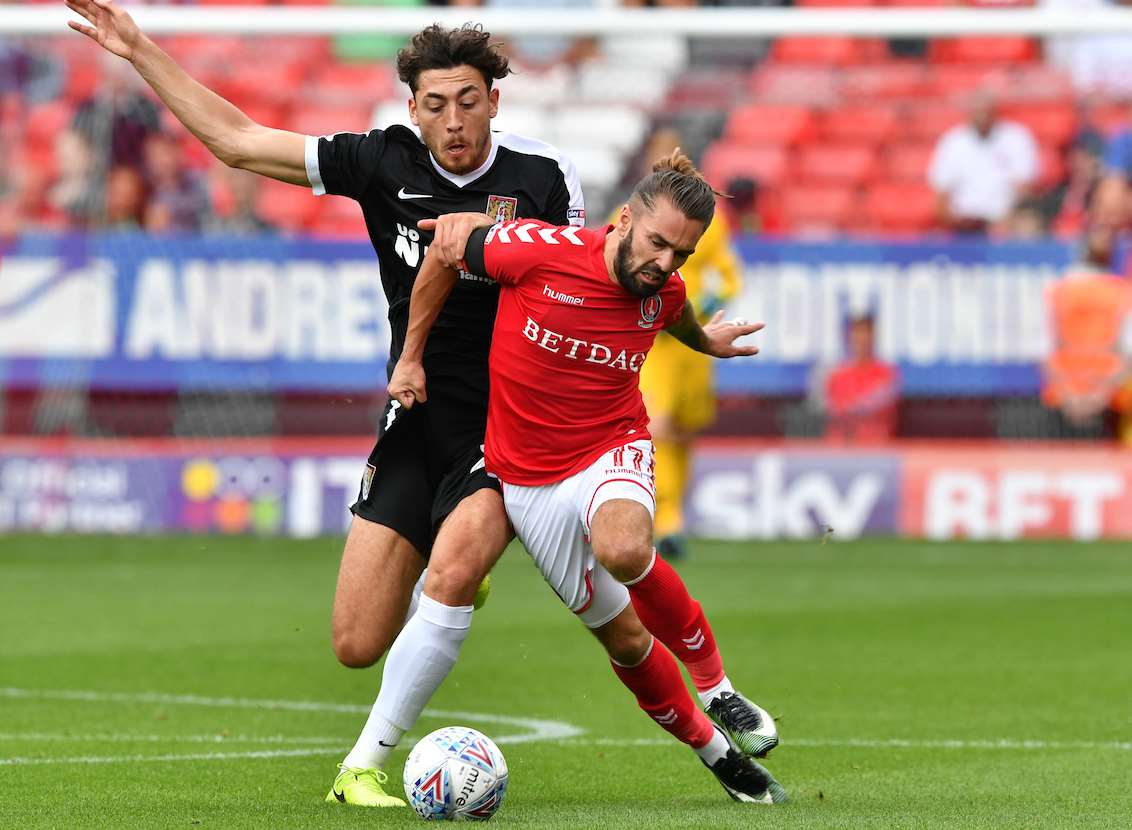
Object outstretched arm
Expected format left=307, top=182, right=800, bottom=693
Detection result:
left=665, top=302, right=764, bottom=359
left=65, top=0, right=307, bottom=184
left=387, top=247, right=461, bottom=408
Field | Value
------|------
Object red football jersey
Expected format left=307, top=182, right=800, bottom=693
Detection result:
left=469, top=220, right=687, bottom=485
left=824, top=360, right=899, bottom=444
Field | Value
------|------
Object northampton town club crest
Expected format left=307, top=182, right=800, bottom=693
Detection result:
left=638, top=294, right=663, bottom=329
left=486, top=195, right=518, bottom=223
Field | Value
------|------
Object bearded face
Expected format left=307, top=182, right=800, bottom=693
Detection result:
left=611, top=196, right=707, bottom=298
left=613, top=225, right=672, bottom=298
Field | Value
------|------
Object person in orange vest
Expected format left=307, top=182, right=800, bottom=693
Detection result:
left=1042, top=225, right=1132, bottom=434
left=821, top=314, right=900, bottom=444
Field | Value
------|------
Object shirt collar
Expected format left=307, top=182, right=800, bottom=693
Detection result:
left=428, top=135, right=498, bottom=188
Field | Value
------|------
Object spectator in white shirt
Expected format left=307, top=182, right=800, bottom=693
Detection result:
left=928, top=90, right=1039, bottom=234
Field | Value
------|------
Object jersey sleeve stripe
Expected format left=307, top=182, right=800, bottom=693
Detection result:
left=304, top=135, right=325, bottom=196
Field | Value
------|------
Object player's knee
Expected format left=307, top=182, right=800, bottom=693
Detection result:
left=424, top=553, right=483, bottom=607
left=593, top=536, right=653, bottom=584
left=602, top=620, right=652, bottom=666
left=332, top=627, right=388, bottom=669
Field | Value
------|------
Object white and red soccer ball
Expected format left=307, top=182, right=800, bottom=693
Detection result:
left=403, top=726, right=509, bottom=821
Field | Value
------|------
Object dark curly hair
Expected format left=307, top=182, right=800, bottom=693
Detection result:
left=396, top=24, right=512, bottom=94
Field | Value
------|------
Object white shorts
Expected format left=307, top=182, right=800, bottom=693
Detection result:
left=501, top=440, right=655, bottom=629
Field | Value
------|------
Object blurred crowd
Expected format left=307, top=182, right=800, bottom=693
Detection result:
left=1, top=46, right=277, bottom=236
left=3, top=0, right=1132, bottom=241
left=926, top=88, right=1129, bottom=240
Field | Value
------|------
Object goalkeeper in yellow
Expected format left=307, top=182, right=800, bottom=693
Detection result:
left=614, top=128, right=743, bottom=560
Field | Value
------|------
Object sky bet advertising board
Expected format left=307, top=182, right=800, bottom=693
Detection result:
left=5, top=440, right=1132, bottom=541
left=0, top=233, right=1074, bottom=396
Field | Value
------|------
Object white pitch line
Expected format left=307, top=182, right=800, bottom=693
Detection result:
left=555, top=737, right=1132, bottom=751
left=0, top=687, right=371, bottom=713
left=0, top=748, right=343, bottom=767
left=0, top=733, right=348, bottom=745
left=0, top=687, right=583, bottom=745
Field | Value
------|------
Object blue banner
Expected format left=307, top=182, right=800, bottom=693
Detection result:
left=719, top=237, right=1074, bottom=396
left=0, top=232, right=1077, bottom=395
left=1, top=232, right=387, bottom=392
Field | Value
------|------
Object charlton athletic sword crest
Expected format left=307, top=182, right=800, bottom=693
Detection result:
left=486, top=195, right=518, bottom=223
left=638, top=295, right=663, bottom=329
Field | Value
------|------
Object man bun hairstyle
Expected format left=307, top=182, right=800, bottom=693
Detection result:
left=397, top=24, right=512, bottom=94
left=629, top=148, right=722, bottom=226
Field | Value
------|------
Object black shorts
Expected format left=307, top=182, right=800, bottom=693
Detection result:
left=349, top=394, right=499, bottom=559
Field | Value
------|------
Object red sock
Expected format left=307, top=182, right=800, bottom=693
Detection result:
left=626, top=552, right=725, bottom=692
left=610, top=640, right=716, bottom=749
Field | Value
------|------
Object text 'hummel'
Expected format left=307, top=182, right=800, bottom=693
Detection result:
left=543, top=284, right=585, bottom=306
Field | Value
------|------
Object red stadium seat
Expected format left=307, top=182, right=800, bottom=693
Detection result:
left=216, top=64, right=303, bottom=111
left=798, top=0, right=881, bottom=6
left=1003, top=103, right=1078, bottom=147
left=287, top=105, right=372, bottom=137
left=864, top=182, right=938, bottom=233
left=899, top=105, right=965, bottom=140
left=62, top=53, right=100, bottom=103
left=233, top=102, right=288, bottom=131
left=161, top=35, right=242, bottom=65
left=796, top=144, right=878, bottom=186
left=252, top=36, right=333, bottom=69
left=177, top=133, right=214, bottom=172
left=665, top=69, right=747, bottom=111
left=926, top=65, right=1006, bottom=100
left=256, top=179, right=320, bottom=231
left=820, top=105, right=898, bottom=144
left=310, top=63, right=396, bottom=105
left=1037, top=146, right=1068, bottom=188
left=781, top=185, right=856, bottom=232
left=702, top=143, right=792, bottom=189
left=1009, top=66, right=1074, bottom=103
left=25, top=102, right=72, bottom=147
left=311, top=196, right=369, bottom=239
left=841, top=64, right=930, bottom=101
left=772, top=37, right=883, bottom=66
left=965, top=0, right=1035, bottom=8
left=883, top=142, right=935, bottom=181
left=930, top=37, right=1039, bottom=64
left=749, top=66, right=839, bottom=106
left=20, top=144, right=58, bottom=186
left=724, top=105, right=817, bottom=146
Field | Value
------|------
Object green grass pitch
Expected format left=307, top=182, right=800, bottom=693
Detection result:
left=2, top=535, right=1131, bottom=829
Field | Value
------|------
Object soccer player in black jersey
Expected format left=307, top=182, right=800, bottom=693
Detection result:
left=67, top=0, right=583, bottom=807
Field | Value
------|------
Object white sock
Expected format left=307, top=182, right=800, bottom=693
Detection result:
left=692, top=727, right=731, bottom=765
left=342, top=593, right=473, bottom=770
left=342, top=710, right=404, bottom=770
left=404, top=569, right=427, bottom=625
left=697, top=676, right=735, bottom=708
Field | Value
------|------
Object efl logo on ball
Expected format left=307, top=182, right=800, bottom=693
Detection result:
left=403, top=726, right=509, bottom=821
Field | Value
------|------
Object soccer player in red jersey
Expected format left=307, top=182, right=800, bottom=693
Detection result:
left=389, top=151, right=787, bottom=804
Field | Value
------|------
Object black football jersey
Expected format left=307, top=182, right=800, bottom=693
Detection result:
left=305, top=126, right=585, bottom=400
